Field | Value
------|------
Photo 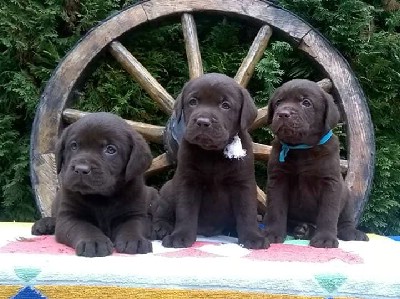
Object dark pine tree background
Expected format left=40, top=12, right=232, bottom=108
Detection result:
left=0, top=0, right=399, bottom=234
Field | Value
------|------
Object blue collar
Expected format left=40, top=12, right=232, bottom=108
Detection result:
left=279, top=130, right=333, bottom=162
left=170, top=110, right=186, bottom=144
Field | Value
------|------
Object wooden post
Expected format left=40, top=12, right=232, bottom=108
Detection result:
left=63, top=109, right=165, bottom=144
left=181, top=13, right=203, bottom=79
left=109, top=41, right=174, bottom=114
left=235, top=25, right=272, bottom=87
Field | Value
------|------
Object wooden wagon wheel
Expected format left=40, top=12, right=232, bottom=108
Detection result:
left=30, top=0, right=375, bottom=225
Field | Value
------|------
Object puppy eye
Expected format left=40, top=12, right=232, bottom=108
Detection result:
left=221, top=101, right=231, bottom=110
left=105, top=144, right=117, bottom=155
left=275, top=99, right=282, bottom=107
left=302, top=99, right=312, bottom=107
left=188, top=98, right=198, bottom=106
left=70, top=141, right=78, bottom=151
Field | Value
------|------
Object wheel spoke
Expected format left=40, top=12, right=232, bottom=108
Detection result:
left=109, top=41, right=174, bottom=114
left=251, top=106, right=270, bottom=131
left=253, top=142, right=272, bottom=161
left=250, top=78, right=333, bottom=130
left=62, top=108, right=165, bottom=144
left=145, top=153, right=173, bottom=176
left=234, top=25, right=272, bottom=87
left=316, top=78, right=333, bottom=91
left=181, top=13, right=203, bottom=79
left=256, top=186, right=267, bottom=207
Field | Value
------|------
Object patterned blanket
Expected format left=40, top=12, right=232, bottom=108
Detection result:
left=0, top=222, right=399, bottom=299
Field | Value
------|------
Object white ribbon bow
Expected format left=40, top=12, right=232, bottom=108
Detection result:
left=223, top=134, right=247, bottom=159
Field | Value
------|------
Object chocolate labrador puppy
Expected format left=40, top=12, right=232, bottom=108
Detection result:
left=152, top=73, right=269, bottom=249
left=264, top=79, right=368, bottom=248
left=31, top=112, right=157, bottom=257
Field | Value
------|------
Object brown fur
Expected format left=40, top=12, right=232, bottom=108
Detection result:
left=264, top=79, right=368, bottom=248
left=152, top=73, right=269, bottom=249
left=31, top=112, right=157, bottom=257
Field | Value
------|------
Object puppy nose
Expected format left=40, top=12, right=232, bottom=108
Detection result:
left=196, top=117, right=211, bottom=128
left=73, top=164, right=91, bottom=175
left=277, top=110, right=291, bottom=118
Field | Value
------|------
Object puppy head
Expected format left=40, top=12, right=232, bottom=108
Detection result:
left=174, top=73, right=257, bottom=150
left=56, top=112, right=152, bottom=195
left=266, top=79, right=340, bottom=145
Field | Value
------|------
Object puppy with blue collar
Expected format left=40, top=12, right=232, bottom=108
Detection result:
left=264, top=79, right=368, bottom=248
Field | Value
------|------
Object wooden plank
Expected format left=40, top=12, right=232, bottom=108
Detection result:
left=109, top=41, right=174, bottom=114
left=317, top=78, right=333, bottom=92
left=250, top=78, right=333, bottom=131
left=181, top=13, right=203, bottom=79
left=253, top=142, right=272, bottom=161
left=257, top=186, right=267, bottom=207
left=142, top=0, right=313, bottom=42
left=145, top=153, right=173, bottom=176
left=30, top=153, right=58, bottom=217
left=299, top=30, right=375, bottom=222
left=383, top=0, right=400, bottom=11
left=62, top=109, right=165, bottom=144
left=251, top=106, right=270, bottom=131
left=235, top=25, right=272, bottom=87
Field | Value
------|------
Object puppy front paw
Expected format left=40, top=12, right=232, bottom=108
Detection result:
left=162, top=232, right=195, bottom=248
left=338, top=228, right=369, bottom=241
left=75, top=237, right=113, bottom=257
left=115, top=238, right=153, bottom=254
left=31, top=217, right=56, bottom=235
left=239, top=233, right=270, bottom=249
left=265, top=229, right=286, bottom=244
left=151, top=221, right=174, bottom=240
left=310, top=232, right=339, bottom=248
left=293, top=223, right=316, bottom=240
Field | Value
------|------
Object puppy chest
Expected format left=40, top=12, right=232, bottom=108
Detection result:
left=288, top=175, right=323, bottom=202
left=87, top=205, right=124, bottom=237
left=198, top=184, right=233, bottom=214
left=198, top=192, right=234, bottom=232
left=287, top=175, right=337, bottom=221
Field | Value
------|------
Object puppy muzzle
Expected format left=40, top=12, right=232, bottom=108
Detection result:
left=61, top=157, right=116, bottom=195
left=185, top=114, right=229, bottom=150
left=271, top=108, right=309, bottom=144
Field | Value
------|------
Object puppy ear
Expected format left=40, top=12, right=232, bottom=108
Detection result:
left=55, top=126, right=69, bottom=174
left=173, top=92, right=184, bottom=122
left=240, top=88, right=258, bottom=130
left=266, top=86, right=281, bottom=126
left=125, top=130, right=153, bottom=181
left=323, top=91, right=340, bottom=130
left=266, top=97, right=275, bottom=126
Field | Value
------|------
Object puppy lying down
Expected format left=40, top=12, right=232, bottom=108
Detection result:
left=264, top=79, right=368, bottom=248
left=152, top=73, right=269, bottom=249
left=32, top=112, right=157, bottom=257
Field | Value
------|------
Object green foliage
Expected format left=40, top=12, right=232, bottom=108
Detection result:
left=0, top=115, right=36, bottom=221
left=361, top=135, right=400, bottom=234
left=277, top=0, right=375, bottom=57
left=0, top=0, right=399, bottom=234
left=254, top=42, right=289, bottom=103
left=0, top=0, right=134, bottom=220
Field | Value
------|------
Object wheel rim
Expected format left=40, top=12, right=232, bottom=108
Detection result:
left=30, top=0, right=375, bottom=224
